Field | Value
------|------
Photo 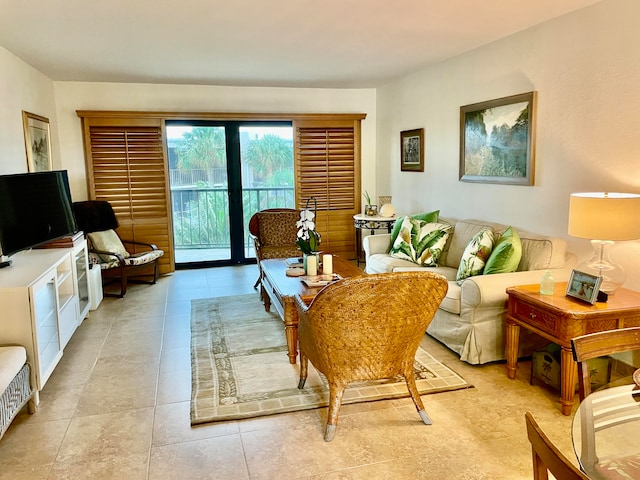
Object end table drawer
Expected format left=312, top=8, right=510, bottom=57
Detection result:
left=513, top=300, right=558, bottom=335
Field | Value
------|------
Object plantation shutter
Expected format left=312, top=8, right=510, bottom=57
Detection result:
left=79, top=116, right=174, bottom=274
left=294, top=119, right=361, bottom=259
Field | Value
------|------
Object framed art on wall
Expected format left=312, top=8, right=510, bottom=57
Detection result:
left=459, top=91, right=536, bottom=185
left=400, top=128, right=424, bottom=172
left=22, top=111, right=52, bottom=172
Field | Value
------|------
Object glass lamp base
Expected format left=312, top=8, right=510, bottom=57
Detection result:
left=576, top=240, right=625, bottom=294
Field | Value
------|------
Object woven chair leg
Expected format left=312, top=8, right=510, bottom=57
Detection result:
left=404, top=370, right=432, bottom=425
left=325, top=383, right=346, bottom=442
left=298, top=353, right=309, bottom=389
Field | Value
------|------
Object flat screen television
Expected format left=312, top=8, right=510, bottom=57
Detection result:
left=0, top=170, right=77, bottom=257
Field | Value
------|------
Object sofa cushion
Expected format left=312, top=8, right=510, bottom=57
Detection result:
left=389, top=218, right=452, bottom=266
left=456, top=227, right=494, bottom=284
left=484, top=226, right=522, bottom=275
left=518, top=234, right=567, bottom=271
left=257, top=211, right=299, bottom=246
left=388, top=210, right=439, bottom=251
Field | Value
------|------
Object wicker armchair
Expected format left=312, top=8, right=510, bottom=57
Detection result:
left=295, top=271, right=448, bottom=441
left=248, top=208, right=301, bottom=289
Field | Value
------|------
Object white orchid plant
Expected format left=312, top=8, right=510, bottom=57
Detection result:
left=296, top=198, right=321, bottom=254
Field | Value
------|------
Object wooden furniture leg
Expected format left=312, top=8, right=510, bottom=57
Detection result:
left=283, top=298, right=298, bottom=364
left=560, top=346, right=577, bottom=416
left=506, top=318, right=520, bottom=379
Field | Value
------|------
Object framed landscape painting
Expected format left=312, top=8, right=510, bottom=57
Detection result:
left=400, top=128, right=424, bottom=172
left=459, top=92, right=536, bottom=185
left=22, top=111, right=52, bottom=172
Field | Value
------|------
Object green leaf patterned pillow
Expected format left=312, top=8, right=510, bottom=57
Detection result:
left=387, top=210, right=440, bottom=252
left=483, top=226, right=522, bottom=275
left=456, top=227, right=495, bottom=284
left=389, top=218, right=452, bottom=266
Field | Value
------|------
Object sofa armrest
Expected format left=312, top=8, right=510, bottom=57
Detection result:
left=363, top=233, right=391, bottom=258
left=460, top=263, right=576, bottom=310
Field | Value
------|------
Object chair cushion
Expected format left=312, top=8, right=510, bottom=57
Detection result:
left=0, top=346, right=26, bottom=394
left=456, top=227, right=494, bottom=284
left=389, top=218, right=452, bottom=266
left=257, top=211, right=299, bottom=246
left=124, top=250, right=164, bottom=266
left=88, top=230, right=129, bottom=259
left=483, top=226, right=522, bottom=275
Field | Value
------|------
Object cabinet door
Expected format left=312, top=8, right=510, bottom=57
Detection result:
left=30, top=271, right=62, bottom=389
left=74, top=244, right=90, bottom=320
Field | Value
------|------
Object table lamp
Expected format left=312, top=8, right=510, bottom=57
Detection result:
left=568, top=192, right=640, bottom=294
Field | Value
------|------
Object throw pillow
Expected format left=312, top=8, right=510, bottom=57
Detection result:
left=483, top=226, right=522, bottom=275
left=88, top=229, right=130, bottom=261
left=257, top=211, right=299, bottom=246
left=456, top=227, right=494, bottom=284
left=389, top=218, right=452, bottom=266
left=388, top=210, right=440, bottom=251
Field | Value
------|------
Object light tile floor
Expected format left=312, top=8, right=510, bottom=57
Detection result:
left=0, top=265, right=579, bottom=479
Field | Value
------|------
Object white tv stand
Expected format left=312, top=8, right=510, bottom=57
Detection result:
left=0, top=239, right=90, bottom=406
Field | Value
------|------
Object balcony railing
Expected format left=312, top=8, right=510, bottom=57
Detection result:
left=171, top=186, right=295, bottom=252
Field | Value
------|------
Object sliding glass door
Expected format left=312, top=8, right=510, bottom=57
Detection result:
left=167, top=121, right=293, bottom=267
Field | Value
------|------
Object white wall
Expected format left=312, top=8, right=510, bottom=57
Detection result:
left=376, top=0, right=640, bottom=290
left=0, top=46, right=60, bottom=175
left=53, top=82, right=377, bottom=204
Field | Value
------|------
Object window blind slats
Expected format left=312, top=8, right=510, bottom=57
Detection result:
left=294, top=121, right=360, bottom=259
left=84, top=123, right=174, bottom=274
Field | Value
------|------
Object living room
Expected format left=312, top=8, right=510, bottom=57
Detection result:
left=0, top=0, right=639, bottom=478
left=2, top=1, right=639, bottom=290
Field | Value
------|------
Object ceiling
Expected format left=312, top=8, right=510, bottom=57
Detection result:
left=0, top=0, right=602, bottom=88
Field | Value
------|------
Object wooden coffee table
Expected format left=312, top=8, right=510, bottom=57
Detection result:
left=260, top=255, right=363, bottom=364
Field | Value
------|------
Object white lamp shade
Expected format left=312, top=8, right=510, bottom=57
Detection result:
left=568, top=192, right=640, bottom=241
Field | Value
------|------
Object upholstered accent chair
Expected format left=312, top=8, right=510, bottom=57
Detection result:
left=73, top=201, right=164, bottom=298
left=248, top=208, right=301, bottom=288
left=294, top=271, right=448, bottom=441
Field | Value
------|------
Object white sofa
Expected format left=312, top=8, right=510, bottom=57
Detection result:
left=363, top=217, right=577, bottom=364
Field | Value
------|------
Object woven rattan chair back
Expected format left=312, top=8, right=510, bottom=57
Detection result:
left=295, top=271, right=448, bottom=441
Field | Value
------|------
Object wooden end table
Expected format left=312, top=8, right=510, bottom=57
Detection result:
left=260, top=255, right=363, bottom=364
left=505, top=282, right=640, bottom=415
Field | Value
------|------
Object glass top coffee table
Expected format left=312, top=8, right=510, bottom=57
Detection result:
left=260, top=254, right=363, bottom=364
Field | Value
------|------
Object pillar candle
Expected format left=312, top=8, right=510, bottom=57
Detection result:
left=306, top=255, right=317, bottom=276
left=323, top=254, right=333, bottom=275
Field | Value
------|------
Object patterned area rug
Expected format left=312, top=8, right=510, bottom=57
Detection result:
left=190, top=294, right=471, bottom=425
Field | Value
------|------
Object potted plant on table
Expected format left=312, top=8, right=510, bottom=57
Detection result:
left=363, top=191, right=377, bottom=216
left=296, top=198, right=321, bottom=274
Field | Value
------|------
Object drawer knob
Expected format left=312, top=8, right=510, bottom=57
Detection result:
left=529, top=312, right=536, bottom=319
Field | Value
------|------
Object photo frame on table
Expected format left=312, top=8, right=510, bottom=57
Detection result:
left=566, top=270, right=602, bottom=304
left=400, top=128, right=424, bottom=172
left=459, top=91, right=536, bottom=185
left=22, top=111, right=52, bottom=173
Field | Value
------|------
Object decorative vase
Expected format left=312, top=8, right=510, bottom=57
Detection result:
left=365, top=204, right=378, bottom=216
left=303, top=252, right=320, bottom=275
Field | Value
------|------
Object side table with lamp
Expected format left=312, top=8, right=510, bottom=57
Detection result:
left=506, top=192, right=640, bottom=416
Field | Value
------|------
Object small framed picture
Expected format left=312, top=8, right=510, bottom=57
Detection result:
left=22, top=111, right=52, bottom=172
left=400, top=128, right=424, bottom=172
left=566, top=270, right=602, bottom=304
